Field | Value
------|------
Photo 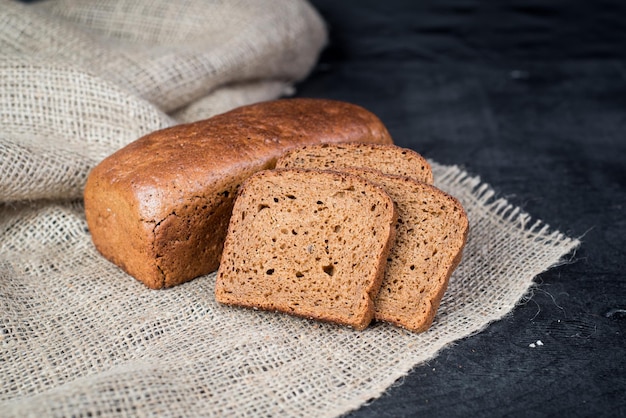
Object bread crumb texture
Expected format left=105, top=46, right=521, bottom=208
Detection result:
left=275, top=143, right=469, bottom=333
left=215, top=169, right=397, bottom=330
left=343, top=169, right=469, bottom=332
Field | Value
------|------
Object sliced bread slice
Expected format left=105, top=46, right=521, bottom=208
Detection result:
left=215, top=168, right=398, bottom=330
left=342, top=167, right=469, bottom=332
left=275, top=143, right=433, bottom=184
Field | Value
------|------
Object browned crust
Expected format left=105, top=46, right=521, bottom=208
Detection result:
left=84, top=98, right=393, bottom=289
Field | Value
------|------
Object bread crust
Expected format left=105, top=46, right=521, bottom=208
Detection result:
left=84, top=99, right=394, bottom=289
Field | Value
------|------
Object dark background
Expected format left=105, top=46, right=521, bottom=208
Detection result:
left=298, top=1, right=626, bottom=417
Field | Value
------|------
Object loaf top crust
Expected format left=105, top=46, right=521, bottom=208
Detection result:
left=85, top=98, right=393, bottom=222
left=215, top=168, right=398, bottom=330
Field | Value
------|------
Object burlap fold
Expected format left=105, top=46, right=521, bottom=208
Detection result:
left=0, top=1, right=580, bottom=416
left=1, top=0, right=326, bottom=201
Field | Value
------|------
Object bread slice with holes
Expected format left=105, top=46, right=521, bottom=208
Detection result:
left=341, top=167, right=469, bottom=332
left=275, top=143, right=433, bottom=184
left=215, top=168, right=398, bottom=330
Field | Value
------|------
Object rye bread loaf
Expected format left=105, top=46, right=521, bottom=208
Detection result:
left=342, top=167, right=469, bottom=332
left=275, top=143, right=433, bottom=184
left=84, top=98, right=393, bottom=289
left=215, top=168, right=398, bottom=330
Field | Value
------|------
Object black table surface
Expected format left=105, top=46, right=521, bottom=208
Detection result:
left=298, top=1, right=626, bottom=417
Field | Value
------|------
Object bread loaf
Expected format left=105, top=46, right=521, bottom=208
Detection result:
left=275, top=143, right=433, bottom=184
left=341, top=168, right=469, bottom=332
left=215, top=169, right=398, bottom=330
left=84, top=98, right=393, bottom=289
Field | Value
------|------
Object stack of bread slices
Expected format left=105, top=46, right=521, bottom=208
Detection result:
left=215, top=143, right=469, bottom=332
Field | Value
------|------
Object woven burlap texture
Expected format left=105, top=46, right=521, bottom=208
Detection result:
left=1, top=1, right=580, bottom=417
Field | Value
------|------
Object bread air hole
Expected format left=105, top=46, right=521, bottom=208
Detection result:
left=322, top=265, right=335, bottom=276
left=258, top=204, right=269, bottom=212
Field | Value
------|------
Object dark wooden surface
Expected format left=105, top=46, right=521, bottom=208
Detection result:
left=300, top=1, right=626, bottom=416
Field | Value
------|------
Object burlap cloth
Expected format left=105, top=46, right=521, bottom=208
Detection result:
left=0, top=1, right=580, bottom=416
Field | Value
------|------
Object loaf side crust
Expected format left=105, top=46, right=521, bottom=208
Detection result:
left=84, top=98, right=394, bottom=289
